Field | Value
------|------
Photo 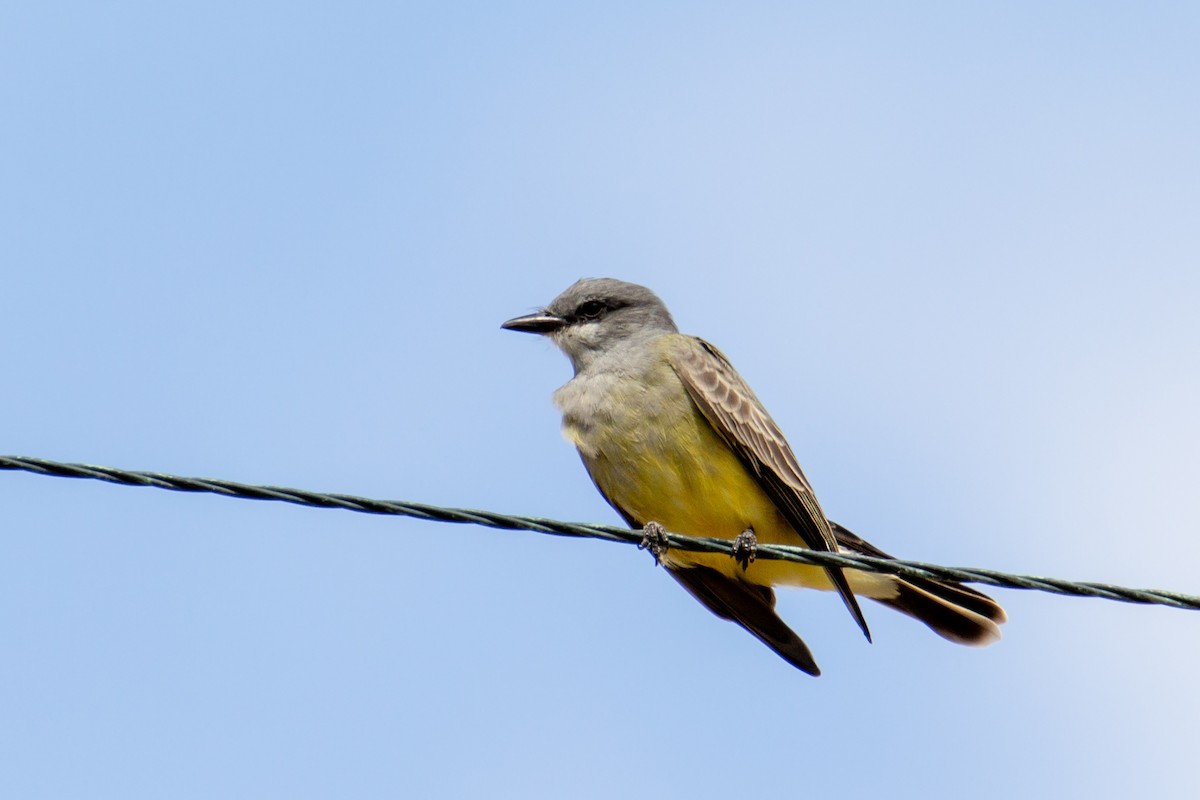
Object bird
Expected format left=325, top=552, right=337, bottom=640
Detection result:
left=502, top=278, right=1005, bottom=675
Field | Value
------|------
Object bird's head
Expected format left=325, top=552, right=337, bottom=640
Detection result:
left=502, top=278, right=678, bottom=373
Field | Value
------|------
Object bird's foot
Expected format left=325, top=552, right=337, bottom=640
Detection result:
left=733, top=528, right=758, bottom=570
left=638, top=521, right=670, bottom=565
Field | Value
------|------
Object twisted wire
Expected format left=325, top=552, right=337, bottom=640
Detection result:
left=2, top=455, right=1196, bottom=611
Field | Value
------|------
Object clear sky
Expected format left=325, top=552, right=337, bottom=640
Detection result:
left=3, top=3, right=1198, bottom=798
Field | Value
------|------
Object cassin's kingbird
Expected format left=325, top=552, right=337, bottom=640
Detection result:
left=503, top=278, right=1005, bottom=675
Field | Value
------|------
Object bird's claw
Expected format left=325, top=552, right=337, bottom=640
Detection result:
left=733, top=528, right=758, bottom=570
left=638, top=521, right=669, bottom=565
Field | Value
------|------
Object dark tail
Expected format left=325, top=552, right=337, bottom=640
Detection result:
left=830, top=521, right=1007, bottom=646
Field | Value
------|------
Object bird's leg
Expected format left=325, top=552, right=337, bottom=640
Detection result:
left=732, top=527, right=758, bottom=571
left=638, top=521, right=669, bottom=565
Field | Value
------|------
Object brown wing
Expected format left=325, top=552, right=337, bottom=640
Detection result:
left=667, top=335, right=871, bottom=641
left=668, top=566, right=821, bottom=675
left=582, top=453, right=824, bottom=674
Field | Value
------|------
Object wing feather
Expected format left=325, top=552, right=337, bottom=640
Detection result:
left=667, top=336, right=872, bottom=641
left=668, top=566, right=821, bottom=675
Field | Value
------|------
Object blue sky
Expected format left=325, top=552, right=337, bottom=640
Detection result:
left=3, top=3, right=1198, bottom=797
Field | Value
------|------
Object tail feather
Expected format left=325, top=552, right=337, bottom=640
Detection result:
left=896, top=573, right=1007, bottom=625
left=874, top=579, right=1003, bottom=645
left=829, top=520, right=1007, bottom=646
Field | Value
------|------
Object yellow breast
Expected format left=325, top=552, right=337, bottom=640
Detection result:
left=554, top=348, right=836, bottom=590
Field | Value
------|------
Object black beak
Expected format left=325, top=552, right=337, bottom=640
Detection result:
left=501, top=311, right=566, bottom=334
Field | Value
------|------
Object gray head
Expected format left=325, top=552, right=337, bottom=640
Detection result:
left=502, top=278, right=679, bottom=372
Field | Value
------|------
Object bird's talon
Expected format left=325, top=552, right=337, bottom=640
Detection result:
left=638, top=521, right=670, bottom=565
left=733, top=528, right=758, bottom=570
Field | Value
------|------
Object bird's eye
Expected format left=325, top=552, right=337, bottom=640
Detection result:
left=575, top=300, right=608, bottom=321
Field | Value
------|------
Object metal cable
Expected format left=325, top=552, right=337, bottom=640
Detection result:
left=2, top=454, right=1196, bottom=611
